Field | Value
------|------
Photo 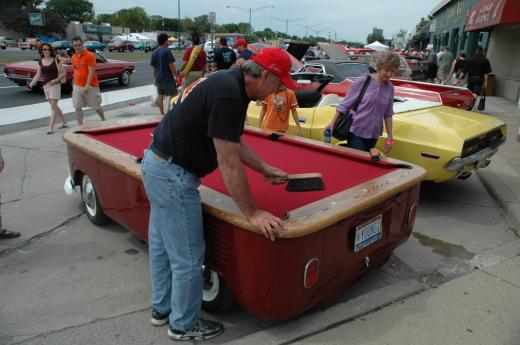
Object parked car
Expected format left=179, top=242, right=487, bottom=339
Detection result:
left=405, top=56, right=428, bottom=81
left=246, top=74, right=506, bottom=183
left=84, top=41, right=106, bottom=52
left=18, top=38, right=39, bottom=50
left=3, top=51, right=135, bottom=91
left=52, top=41, right=73, bottom=52
left=0, top=40, right=6, bottom=50
left=295, top=59, right=476, bottom=110
left=144, top=41, right=157, bottom=52
left=0, top=36, right=17, bottom=47
left=108, top=41, right=135, bottom=52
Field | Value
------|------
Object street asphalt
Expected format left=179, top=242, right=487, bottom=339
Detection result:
left=0, top=93, right=519, bottom=344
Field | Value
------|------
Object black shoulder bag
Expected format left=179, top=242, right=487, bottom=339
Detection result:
left=332, top=75, right=372, bottom=140
left=477, top=87, right=486, bottom=111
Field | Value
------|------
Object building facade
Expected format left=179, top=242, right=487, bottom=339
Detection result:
left=430, top=0, right=520, bottom=102
left=464, top=0, right=520, bottom=102
left=430, top=0, right=489, bottom=56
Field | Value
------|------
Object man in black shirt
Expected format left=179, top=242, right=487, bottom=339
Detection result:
left=213, top=37, right=236, bottom=70
left=460, top=46, right=492, bottom=98
left=142, top=47, right=296, bottom=341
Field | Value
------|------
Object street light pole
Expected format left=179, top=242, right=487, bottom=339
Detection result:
left=177, top=0, right=181, bottom=51
left=226, top=5, right=275, bottom=37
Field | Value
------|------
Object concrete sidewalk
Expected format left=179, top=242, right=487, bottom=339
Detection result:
left=0, top=84, right=155, bottom=134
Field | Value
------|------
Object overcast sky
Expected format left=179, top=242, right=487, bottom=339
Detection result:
left=90, top=0, right=441, bottom=42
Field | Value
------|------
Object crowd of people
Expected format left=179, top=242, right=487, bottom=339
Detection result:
left=1, top=30, right=497, bottom=341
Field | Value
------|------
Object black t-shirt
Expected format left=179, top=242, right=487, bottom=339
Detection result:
left=463, top=55, right=492, bottom=78
left=152, top=68, right=248, bottom=177
left=214, top=47, right=237, bottom=70
left=454, top=58, right=467, bottom=75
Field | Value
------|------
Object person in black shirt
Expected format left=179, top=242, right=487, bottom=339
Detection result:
left=213, top=37, right=236, bottom=70
left=141, top=47, right=296, bottom=341
left=459, top=46, right=492, bottom=98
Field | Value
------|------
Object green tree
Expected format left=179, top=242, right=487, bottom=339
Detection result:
left=367, top=32, right=384, bottom=44
left=95, top=13, right=117, bottom=26
left=0, top=6, right=64, bottom=36
left=0, top=0, right=44, bottom=8
left=115, top=7, right=148, bottom=32
left=45, top=0, right=94, bottom=23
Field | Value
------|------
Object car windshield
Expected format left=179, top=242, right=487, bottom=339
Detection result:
left=336, top=63, right=371, bottom=79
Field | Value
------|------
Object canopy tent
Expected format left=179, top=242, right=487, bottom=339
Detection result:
left=364, top=41, right=389, bottom=51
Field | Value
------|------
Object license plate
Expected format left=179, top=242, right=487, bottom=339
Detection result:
left=354, top=215, right=382, bottom=252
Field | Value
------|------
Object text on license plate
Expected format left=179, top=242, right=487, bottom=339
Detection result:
left=354, top=214, right=382, bottom=252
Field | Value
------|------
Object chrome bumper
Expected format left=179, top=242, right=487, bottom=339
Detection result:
left=445, top=137, right=506, bottom=175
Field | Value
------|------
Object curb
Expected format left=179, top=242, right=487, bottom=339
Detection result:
left=0, top=96, right=150, bottom=135
left=477, top=168, right=520, bottom=234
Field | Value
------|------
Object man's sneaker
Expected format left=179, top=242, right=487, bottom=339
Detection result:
left=150, top=309, right=170, bottom=326
left=167, top=318, right=224, bottom=341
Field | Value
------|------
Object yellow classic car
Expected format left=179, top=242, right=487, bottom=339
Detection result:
left=247, top=87, right=506, bottom=183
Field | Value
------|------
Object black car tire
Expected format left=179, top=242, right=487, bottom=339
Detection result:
left=202, top=268, right=235, bottom=313
left=129, top=48, right=134, bottom=52
left=118, top=70, right=131, bottom=86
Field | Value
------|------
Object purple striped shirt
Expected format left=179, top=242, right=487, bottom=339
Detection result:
left=337, top=74, right=394, bottom=139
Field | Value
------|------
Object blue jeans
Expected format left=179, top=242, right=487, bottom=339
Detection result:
left=346, top=132, right=378, bottom=152
left=141, top=149, right=204, bottom=331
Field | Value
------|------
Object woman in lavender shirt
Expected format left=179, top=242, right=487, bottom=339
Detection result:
left=325, top=52, right=400, bottom=153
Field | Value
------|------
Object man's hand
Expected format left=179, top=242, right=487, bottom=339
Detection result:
left=249, top=209, right=286, bottom=241
left=263, top=166, right=287, bottom=184
left=82, top=86, right=90, bottom=95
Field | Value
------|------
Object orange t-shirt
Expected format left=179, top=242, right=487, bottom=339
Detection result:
left=71, top=50, right=99, bottom=87
left=260, top=89, right=298, bottom=132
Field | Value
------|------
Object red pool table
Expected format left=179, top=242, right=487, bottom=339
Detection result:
left=64, top=116, right=426, bottom=320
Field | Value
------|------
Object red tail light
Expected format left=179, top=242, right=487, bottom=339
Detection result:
left=303, top=258, right=319, bottom=288
left=407, top=202, right=418, bottom=226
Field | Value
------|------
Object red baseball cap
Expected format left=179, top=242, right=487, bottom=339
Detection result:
left=237, top=38, right=247, bottom=46
left=251, top=47, right=296, bottom=90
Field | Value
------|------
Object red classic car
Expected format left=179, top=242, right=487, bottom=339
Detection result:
left=3, top=52, right=135, bottom=91
left=294, top=59, right=476, bottom=110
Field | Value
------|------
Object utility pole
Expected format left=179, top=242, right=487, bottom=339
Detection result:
left=226, top=5, right=274, bottom=37
left=271, top=17, right=305, bottom=37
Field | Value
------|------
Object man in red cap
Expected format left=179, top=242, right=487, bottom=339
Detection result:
left=235, top=38, right=253, bottom=65
left=141, top=47, right=295, bottom=342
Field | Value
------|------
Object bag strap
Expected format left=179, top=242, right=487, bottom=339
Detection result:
left=352, top=75, right=372, bottom=112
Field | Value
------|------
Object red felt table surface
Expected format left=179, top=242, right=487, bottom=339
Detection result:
left=86, top=124, right=396, bottom=217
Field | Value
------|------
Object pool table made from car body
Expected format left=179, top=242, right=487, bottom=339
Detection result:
left=63, top=116, right=426, bottom=320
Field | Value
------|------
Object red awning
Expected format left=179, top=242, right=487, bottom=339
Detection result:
left=465, top=0, right=520, bottom=31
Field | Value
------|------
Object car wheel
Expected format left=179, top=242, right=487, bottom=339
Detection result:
left=81, top=174, right=109, bottom=225
left=202, top=268, right=235, bottom=313
left=129, top=48, right=134, bottom=52
left=118, top=70, right=131, bottom=86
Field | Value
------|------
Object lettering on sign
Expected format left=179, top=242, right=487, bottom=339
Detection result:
left=467, top=0, right=505, bottom=28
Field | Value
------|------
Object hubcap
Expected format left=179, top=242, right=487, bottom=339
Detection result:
left=203, top=269, right=219, bottom=301
left=122, top=71, right=129, bottom=84
left=81, top=176, right=97, bottom=217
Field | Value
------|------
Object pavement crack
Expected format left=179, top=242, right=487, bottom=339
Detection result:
left=20, top=149, right=29, bottom=197
left=0, top=211, right=84, bottom=258
left=0, top=143, right=66, bottom=156
left=481, top=268, right=520, bottom=289
left=281, top=286, right=430, bottom=345
left=7, top=306, right=150, bottom=345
